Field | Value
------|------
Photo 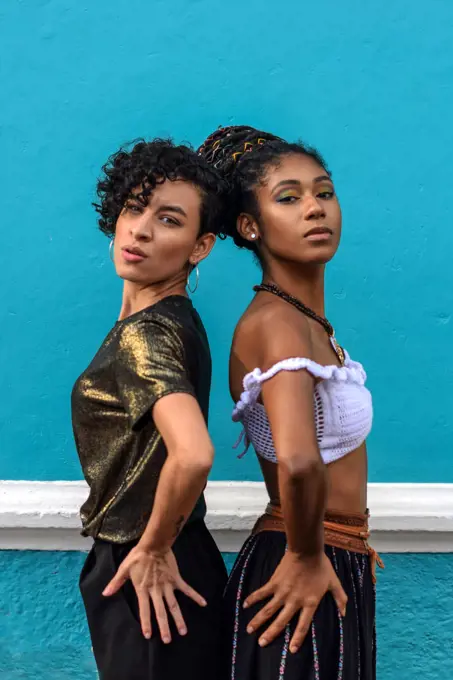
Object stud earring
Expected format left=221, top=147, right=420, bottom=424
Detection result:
left=250, top=233, right=257, bottom=240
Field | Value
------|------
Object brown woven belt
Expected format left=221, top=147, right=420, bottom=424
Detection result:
left=252, top=504, right=384, bottom=584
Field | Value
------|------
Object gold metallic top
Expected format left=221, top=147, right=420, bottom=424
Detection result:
left=72, top=296, right=211, bottom=543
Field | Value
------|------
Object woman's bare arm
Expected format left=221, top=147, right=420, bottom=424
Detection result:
left=140, top=392, right=214, bottom=552
left=241, top=304, right=347, bottom=653
left=104, top=393, right=214, bottom=643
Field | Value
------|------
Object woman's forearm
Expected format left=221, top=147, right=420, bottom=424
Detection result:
left=138, top=450, right=212, bottom=553
left=278, top=457, right=326, bottom=557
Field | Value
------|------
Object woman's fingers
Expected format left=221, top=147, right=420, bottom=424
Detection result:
left=258, top=604, right=300, bottom=647
left=246, top=595, right=282, bottom=634
left=151, top=589, right=171, bottom=644
left=330, top=575, right=348, bottom=617
left=243, top=581, right=274, bottom=610
left=102, top=565, right=127, bottom=597
left=164, top=584, right=187, bottom=636
left=136, top=587, right=152, bottom=640
left=176, top=577, right=207, bottom=607
left=289, top=607, right=316, bottom=653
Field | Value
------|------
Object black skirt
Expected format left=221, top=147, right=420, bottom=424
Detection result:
left=80, top=519, right=228, bottom=680
left=224, top=530, right=376, bottom=680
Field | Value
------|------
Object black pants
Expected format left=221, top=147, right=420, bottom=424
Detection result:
left=224, top=531, right=376, bottom=680
left=80, top=520, right=228, bottom=680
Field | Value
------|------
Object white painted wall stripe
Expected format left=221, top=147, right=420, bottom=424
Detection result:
left=0, top=481, right=452, bottom=553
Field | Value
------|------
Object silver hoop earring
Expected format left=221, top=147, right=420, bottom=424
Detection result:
left=109, top=239, right=115, bottom=262
left=187, top=264, right=199, bottom=294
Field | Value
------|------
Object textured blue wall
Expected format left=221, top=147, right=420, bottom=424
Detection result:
left=2, top=4, right=453, bottom=483
left=1, top=551, right=452, bottom=678
left=2, top=4, right=452, bottom=676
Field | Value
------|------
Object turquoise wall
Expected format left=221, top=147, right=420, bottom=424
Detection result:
left=1, top=4, right=452, bottom=676
left=2, top=0, right=453, bottom=483
left=1, top=551, right=452, bottom=679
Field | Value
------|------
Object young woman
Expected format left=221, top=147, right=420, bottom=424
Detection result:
left=72, top=139, right=228, bottom=680
left=199, top=126, right=381, bottom=679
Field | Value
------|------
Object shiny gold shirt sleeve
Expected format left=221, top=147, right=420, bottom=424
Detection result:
left=116, top=313, right=195, bottom=427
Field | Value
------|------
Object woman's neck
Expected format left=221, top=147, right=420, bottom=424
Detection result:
left=118, top=278, right=187, bottom=321
left=262, top=262, right=326, bottom=318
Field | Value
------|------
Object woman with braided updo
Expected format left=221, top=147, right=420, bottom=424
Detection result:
left=199, top=126, right=381, bottom=679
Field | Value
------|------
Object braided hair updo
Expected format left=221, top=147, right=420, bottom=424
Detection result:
left=197, top=125, right=330, bottom=259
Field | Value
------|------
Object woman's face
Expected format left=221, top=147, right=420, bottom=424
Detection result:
left=239, top=153, right=342, bottom=267
left=112, top=179, right=215, bottom=285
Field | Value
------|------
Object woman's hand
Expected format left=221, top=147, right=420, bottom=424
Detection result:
left=103, top=546, right=207, bottom=642
left=244, top=551, right=347, bottom=654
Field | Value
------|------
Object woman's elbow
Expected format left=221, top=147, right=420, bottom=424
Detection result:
left=278, top=453, right=325, bottom=481
left=173, top=445, right=214, bottom=475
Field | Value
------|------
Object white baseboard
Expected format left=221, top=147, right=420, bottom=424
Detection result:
left=1, top=480, right=452, bottom=553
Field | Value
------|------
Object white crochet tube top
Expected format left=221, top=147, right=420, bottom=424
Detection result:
left=232, top=348, right=373, bottom=465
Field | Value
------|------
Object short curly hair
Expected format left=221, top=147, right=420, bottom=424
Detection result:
left=94, top=138, right=227, bottom=238
left=198, top=125, right=330, bottom=256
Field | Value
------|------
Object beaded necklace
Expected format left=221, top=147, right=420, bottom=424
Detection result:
left=253, top=282, right=345, bottom=366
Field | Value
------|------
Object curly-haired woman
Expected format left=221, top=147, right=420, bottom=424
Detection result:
left=72, top=139, right=228, bottom=680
